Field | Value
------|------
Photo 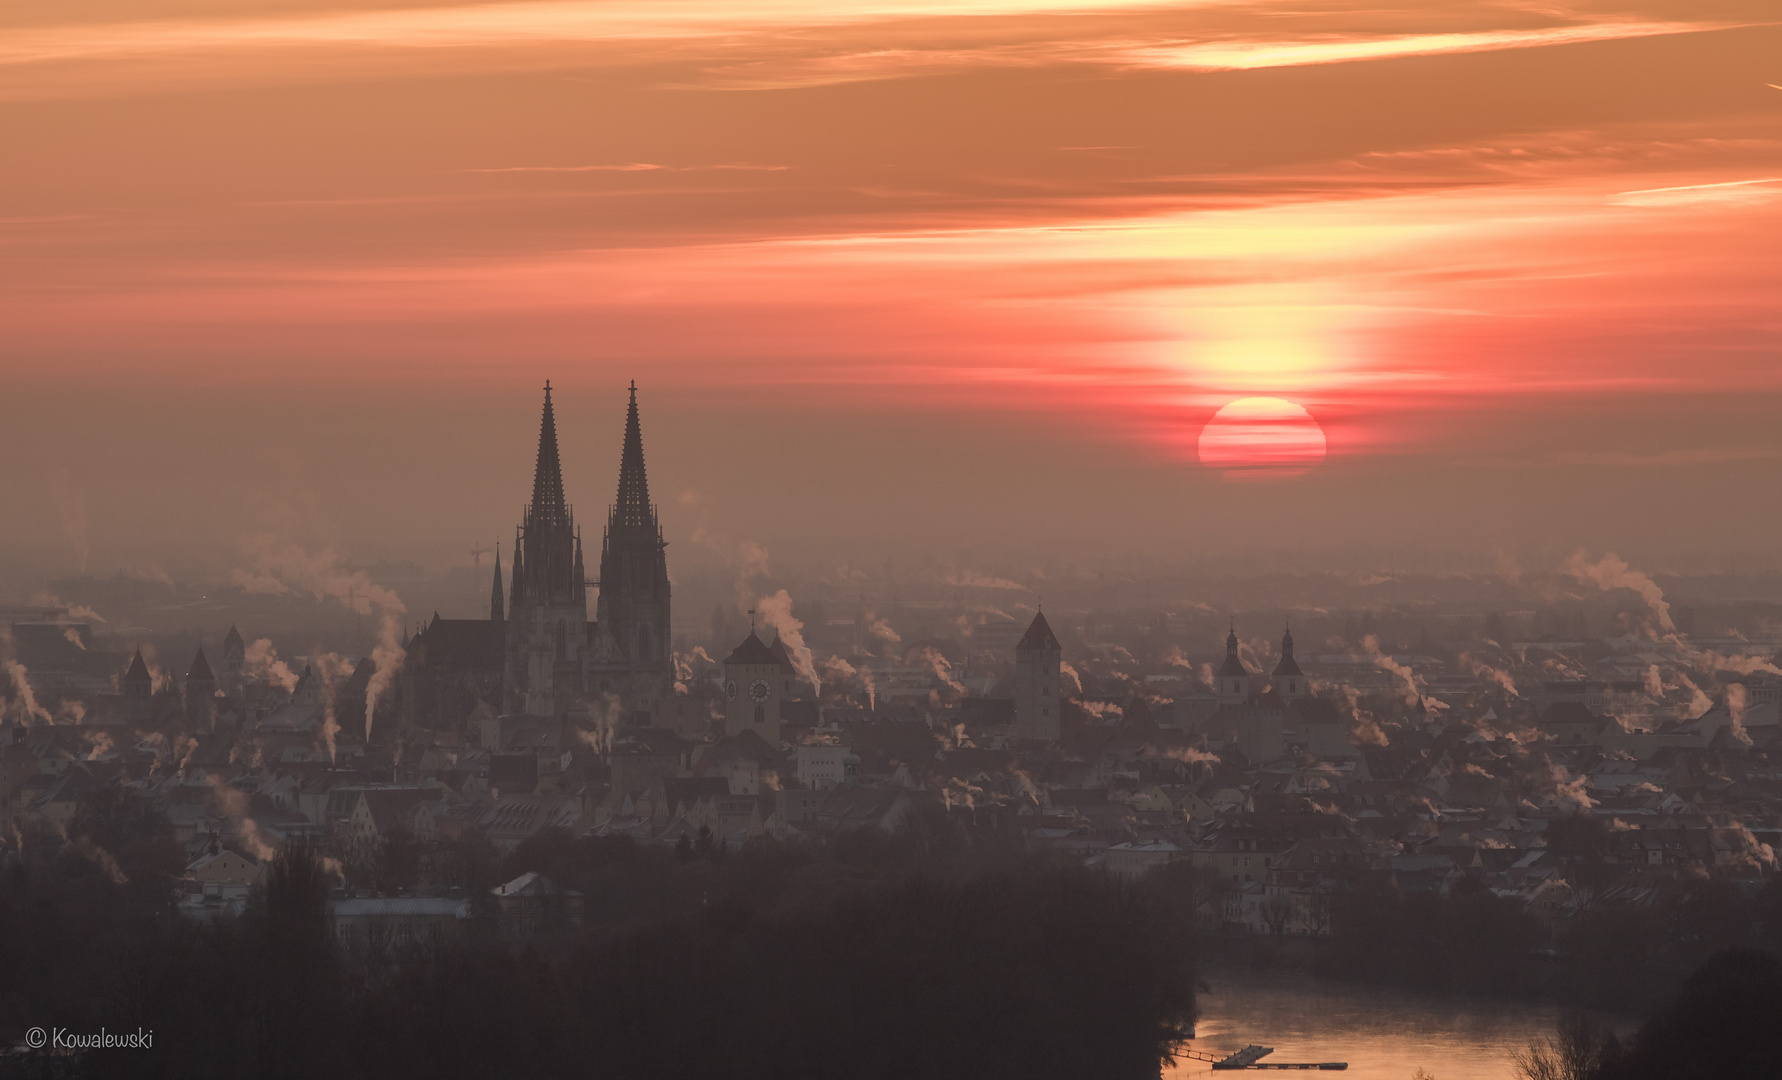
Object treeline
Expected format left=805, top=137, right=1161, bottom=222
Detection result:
left=1299, top=872, right=1782, bottom=1012
left=1514, top=949, right=1782, bottom=1080
left=0, top=800, right=1197, bottom=1079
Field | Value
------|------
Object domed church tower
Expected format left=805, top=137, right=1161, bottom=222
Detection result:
left=1272, top=625, right=1307, bottom=703
left=1215, top=624, right=1251, bottom=705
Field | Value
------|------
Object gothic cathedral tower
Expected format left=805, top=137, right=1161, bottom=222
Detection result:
left=505, top=383, right=588, bottom=716
left=589, top=382, right=674, bottom=716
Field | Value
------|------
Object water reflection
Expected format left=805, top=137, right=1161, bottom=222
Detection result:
left=1167, top=968, right=1557, bottom=1080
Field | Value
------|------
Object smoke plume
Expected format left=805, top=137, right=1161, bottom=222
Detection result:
left=243, top=638, right=300, bottom=692
left=1563, top=550, right=1674, bottom=635
left=230, top=537, right=406, bottom=739
left=1362, top=634, right=1421, bottom=706
left=756, top=589, right=820, bottom=696
left=44, top=470, right=89, bottom=572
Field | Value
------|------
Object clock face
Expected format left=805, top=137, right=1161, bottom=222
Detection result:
left=748, top=679, right=771, bottom=704
left=725, top=680, right=737, bottom=702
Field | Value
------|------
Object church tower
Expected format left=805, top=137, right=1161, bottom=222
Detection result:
left=590, top=382, right=673, bottom=716
left=723, top=628, right=787, bottom=747
left=1014, top=610, right=1062, bottom=742
left=1216, top=624, right=1251, bottom=705
left=505, top=383, right=588, bottom=717
left=123, top=648, right=153, bottom=723
left=1272, top=625, right=1306, bottom=703
left=490, top=544, right=505, bottom=622
left=185, top=647, right=218, bottom=730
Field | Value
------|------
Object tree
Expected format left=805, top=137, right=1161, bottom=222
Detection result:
left=1514, top=1013, right=1619, bottom=1080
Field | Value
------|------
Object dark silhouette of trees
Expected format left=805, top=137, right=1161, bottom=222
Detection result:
left=1, top=822, right=1196, bottom=1080
left=1596, top=949, right=1782, bottom=1080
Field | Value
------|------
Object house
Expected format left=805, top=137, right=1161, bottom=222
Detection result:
left=346, top=789, right=435, bottom=854
left=477, top=794, right=582, bottom=851
left=330, top=895, right=469, bottom=953
left=491, top=872, right=584, bottom=943
left=186, top=847, right=264, bottom=899
left=1106, top=839, right=1181, bottom=882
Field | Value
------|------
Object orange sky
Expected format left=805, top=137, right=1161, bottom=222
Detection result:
left=2, top=0, right=1780, bottom=576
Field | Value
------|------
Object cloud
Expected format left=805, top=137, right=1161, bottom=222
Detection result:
left=462, top=162, right=789, bottom=173
left=1120, top=21, right=1734, bottom=74
left=944, top=570, right=1027, bottom=591
left=1611, top=176, right=1782, bottom=207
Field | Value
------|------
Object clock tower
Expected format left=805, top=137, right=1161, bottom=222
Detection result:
left=723, top=630, right=790, bottom=748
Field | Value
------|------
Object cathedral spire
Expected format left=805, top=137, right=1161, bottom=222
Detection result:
left=613, top=380, right=653, bottom=530
left=491, top=543, right=505, bottom=622
left=531, top=381, right=567, bottom=528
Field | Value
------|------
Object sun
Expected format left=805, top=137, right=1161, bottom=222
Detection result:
left=1197, top=397, right=1327, bottom=478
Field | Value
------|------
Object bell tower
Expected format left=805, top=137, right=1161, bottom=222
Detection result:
left=1272, top=625, right=1306, bottom=703
left=1216, top=623, right=1251, bottom=705
left=1014, top=610, right=1063, bottom=742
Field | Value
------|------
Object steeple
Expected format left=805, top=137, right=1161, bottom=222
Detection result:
left=510, top=525, right=526, bottom=605
left=531, top=382, right=567, bottom=528
left=491, top=543, right=505, bottom=622
left=1217, top=621, right=1249, bottom=703
left=613, top=381, right=652, bottom=530
left=594, top=381, right=672, bottom=681
left=1272, top=622, right=1305, bottom=701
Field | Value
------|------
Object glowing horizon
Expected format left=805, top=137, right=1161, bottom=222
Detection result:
left=1, top=0, right=1779, bottom=566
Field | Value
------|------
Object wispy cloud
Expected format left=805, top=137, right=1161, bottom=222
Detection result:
left=461, top=163, right=789, bottom=173
left=1117, top=21, right=1742, bottom=72
left=1612, top=176, right=1782, bottom=206
left=0, top=0, right=1756, bottom=99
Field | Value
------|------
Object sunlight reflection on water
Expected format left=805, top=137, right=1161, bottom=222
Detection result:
left=1166, top=968, right=1558, bottom=1080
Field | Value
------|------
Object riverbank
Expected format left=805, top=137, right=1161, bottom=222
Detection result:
left=1168, top=966, right=1560, bottom=1080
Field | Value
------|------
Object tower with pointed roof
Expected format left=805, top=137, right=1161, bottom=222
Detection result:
left=586, top=381, right=674, bottom=716
left=490, top=544, right=505, bottom=622
left=1272, top=625, right=1306, bottom=703
left=123, top=648, right=154, bottom=723
left=505, top=382, right=589, bottom=717
left=1216, top=624, right=1250, bottom=705
left=1014, top=610, right=1062, bottom=741
left=723, top=627, right=789, bottom=747
left=221, top=625, right=245, bottom=680
left=186, top=647, right=218, bottom=730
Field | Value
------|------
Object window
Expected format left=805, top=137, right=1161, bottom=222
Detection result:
left=754, top=704, right=765, bottom=725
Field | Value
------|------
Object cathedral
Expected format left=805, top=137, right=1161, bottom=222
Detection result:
left=402, top=383, right=674, bottom=726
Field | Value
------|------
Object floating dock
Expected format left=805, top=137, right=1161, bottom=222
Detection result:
left=1182, top=1044, right=1348, bottom=1071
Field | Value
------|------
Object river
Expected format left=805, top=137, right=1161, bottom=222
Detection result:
left=1164, top=968, right=1560, bottom=1080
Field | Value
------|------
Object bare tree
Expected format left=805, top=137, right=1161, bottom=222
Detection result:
left=1513, top=1013, right=1618, bottom=1080
left=1261, top=893, right=1292, bottom=935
